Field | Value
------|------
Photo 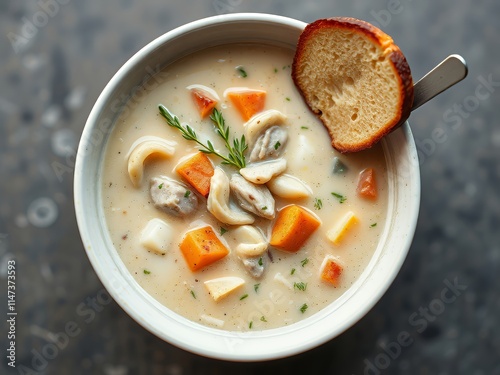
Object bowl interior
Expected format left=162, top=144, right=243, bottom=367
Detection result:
left=74, top=13, right=420, bottom=361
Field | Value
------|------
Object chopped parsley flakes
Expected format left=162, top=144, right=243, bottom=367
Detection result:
left=158, top=183, right=164, bottom=189
left=236, top=65, right=248, bottom=78
left=331, top=192, right=347, bottom=203
left=301, top=258, right=309, bottom=267
left=143, top=269, right=151, bottom=275
left=314, top=198, right=323, bottom=210
left=294, top=282, right=307, bottom=291
left=240, top=294, right=249, bottom=300
left=300, top=303, right=308, bottom=313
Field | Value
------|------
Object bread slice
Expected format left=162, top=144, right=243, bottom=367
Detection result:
left=292, top=17, right=414, bottom=153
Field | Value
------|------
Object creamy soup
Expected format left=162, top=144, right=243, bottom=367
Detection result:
left=101, top=44, right=388, bottom=331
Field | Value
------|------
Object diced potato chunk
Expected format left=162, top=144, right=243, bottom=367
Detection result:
left=204, top=276, right=245, bottom=301
left=326, top=211, right=358, bottom=245
left=140, top=218, right=173, bottom=255
left=320, top=255, right=344, bottom=286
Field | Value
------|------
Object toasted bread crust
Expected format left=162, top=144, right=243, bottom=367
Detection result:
left=292, top=17, right=414, bottom=153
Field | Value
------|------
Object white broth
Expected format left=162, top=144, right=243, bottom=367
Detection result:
left=101, top=44, right=388, bottom=331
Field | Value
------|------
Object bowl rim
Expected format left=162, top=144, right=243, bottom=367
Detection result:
left=74, top=12, right=421, bottom=361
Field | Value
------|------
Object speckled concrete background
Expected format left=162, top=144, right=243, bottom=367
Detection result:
left=1, top=0, right=499, bottom=374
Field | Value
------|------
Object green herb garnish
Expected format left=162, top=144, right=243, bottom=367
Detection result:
left=249, top=321, right=253, bottom=329
left=331, top=192, right=346, bottom=203
left=301, top=126, right=309, bottom=130
left=158, top=105, right=247, bottom=169
left=294, top=282, right=307, bottom=291
left=190, top=290, right=196, bottom=299
left=370, top=223, right=377, bottom=228
left=184, top=190, right=191, bottom=198
left=254, top=283, right=260, bottom=292
left=301, top=258, right=309, bottom=267
left=236, top=65, right=248, bottom=77
left=143, top=269, right=151, bottom=275
left=158, top=183, right=164, bottom=189
left=274, top=141, right=281, bottom=150
left=285, top=97, right=291, bottom=101
left=260, top=316, right=267, bottom=322
left=240, top=294, right=249, bottom=300
left=220, top=227, right=228, bottom=235
left=291, top=268, right=296, bottom=275
left=258, top=257, right=263, bottom=266
left=300, top=303, right=308, bottom=313
left=314, top=198, right=323, bottom=210
left=261, top=206, right=268, bottom=211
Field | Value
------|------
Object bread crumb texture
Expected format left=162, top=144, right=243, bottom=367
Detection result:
left=292, top=17, right=413, bottom=152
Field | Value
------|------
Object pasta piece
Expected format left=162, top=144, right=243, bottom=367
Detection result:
left=207, top=168, right=254, bottom=225
left=232, top=225, right=268, bottom=257
left=127, top=136, right=176, bottom=187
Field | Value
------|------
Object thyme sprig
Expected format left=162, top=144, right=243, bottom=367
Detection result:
left=209, top=108, right=247, bottom=168
left=159, top=105, right=247, bottom=169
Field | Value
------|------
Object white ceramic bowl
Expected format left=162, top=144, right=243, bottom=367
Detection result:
left=74, top=13, right=420, bottom=361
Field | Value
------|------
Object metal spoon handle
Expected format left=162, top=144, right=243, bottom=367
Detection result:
left=411, top=54, right=468, bottom=111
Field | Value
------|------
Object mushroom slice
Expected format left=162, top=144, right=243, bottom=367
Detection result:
left=150, top=176, right=198, bottom=217
left=232, top=225, right=268, bottom=257
left=207, top=167, right=254, bottom=225
left=127, top=136, right=176, bottom=187
left=242, top=257, right=265, bottom=279
left=266, top=174, right=313, bottom=199
left=204, top=276, right=245, bottom=302
left=232, top=225, right=268, bottom=279
left=230, top=174, right=275, bottom=219
left=249, top=125, right=288, bottom=162
left=244, top=109, right=287, bottom=149
left=240, top=159, right=287, bottom=185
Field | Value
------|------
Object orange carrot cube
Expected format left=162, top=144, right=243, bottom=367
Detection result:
left=191, top=89, right=218, bottom=118
left=357, top=168, right=377, bottom=199
left=320, top=255, right=343, bottom=286
left=270, top=205, right=321, bottom=252
left=226, top=89, right=266, bottom=121
left=176, top=152, right=214, bottom=198
left=179, top=226, right=229, bottom=272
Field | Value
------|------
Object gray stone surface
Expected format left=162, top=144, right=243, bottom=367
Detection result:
left=1, top=0, right=499, bottom=374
